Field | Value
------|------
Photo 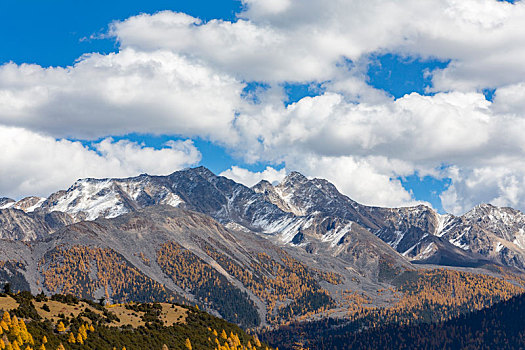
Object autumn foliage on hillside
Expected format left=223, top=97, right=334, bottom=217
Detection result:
left=261, top=269, right=525, bottom=349
left=157, top=239, right=340, bottom=326
left=157, top=241, right=260, bottom=328
left=38, top=246, right=177, bottom=303
left=199, top=239, right=340, bottom=324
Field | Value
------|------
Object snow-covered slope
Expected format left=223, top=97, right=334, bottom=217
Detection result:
left=0, top=197, right=15, bottom=209
left=0, top=196, right=46, bottom=212
left=39, top=175, right=185, bottom=221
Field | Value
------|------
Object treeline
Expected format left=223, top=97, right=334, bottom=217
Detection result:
left=159, top=238, right=340, bottom=326
left=198, top=239, right=340, bottom=324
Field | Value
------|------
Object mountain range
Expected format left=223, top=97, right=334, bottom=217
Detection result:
left=1, top=166, right=525, bottom=330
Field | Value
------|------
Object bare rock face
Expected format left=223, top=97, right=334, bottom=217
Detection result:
left=0, top=208, right=52, bottom=241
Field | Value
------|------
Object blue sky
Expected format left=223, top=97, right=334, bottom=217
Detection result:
left=1, top=0, right=524, bottom=215
left=0, top=0, right=242, bottom=66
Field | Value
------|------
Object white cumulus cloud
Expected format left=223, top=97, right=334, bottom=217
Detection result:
left=0, top=48, right=244, bottom=142
left=441, top=162, right=525, bottom=215
left=0, top=126, right=200, bottom=199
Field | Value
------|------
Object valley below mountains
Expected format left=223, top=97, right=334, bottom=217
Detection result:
left=1, top=166, right=525, bottom=348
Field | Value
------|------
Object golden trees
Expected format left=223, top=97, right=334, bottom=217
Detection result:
left=76, top=332, right=83, bottom=344
left=56, top=322, right=65, bottom=333
left=2, top=312, right=10, bottom=325
left=67, top=332, right=76, bottom=344
left=39, top=246, right=170, bottom=304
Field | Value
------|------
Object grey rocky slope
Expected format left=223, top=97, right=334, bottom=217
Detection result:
left=2, top=166, right=525, bottom=271
left=0, top=205, right=400, bottom=327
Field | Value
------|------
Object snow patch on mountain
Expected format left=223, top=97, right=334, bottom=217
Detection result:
left=435, top=213, right=452, bottom=237
left=273, top=186, right=307, bottom=216
left=322, top=222, right=352, bottom=247
left=253, top=215, right=309, bottom=243
left=419, top=242, right=436, bottom=259
left=514, top=232, right=525, bottom=250
left=47, top=179, right=130, bottom=220
left=118, top=179, right=148, bottom=200
left=0, top=201, right=15, bottom=209
left=450, top=231, right=470, bottom=250
left=160, top=192, right=184, bottom=207
left=12, top=196, right=46, bottom=212
left=391, top=231, right=405, bottom=249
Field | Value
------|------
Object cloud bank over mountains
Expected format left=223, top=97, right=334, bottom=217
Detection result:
left=2, top=0, right=525, bottom=214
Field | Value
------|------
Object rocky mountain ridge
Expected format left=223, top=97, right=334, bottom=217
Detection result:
left=2, top=166, right=525, bottom=271
left=251, top=170, right=525, bottom=270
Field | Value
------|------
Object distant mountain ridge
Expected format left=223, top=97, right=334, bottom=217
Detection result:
left=2, top=166, right=525, bottom=271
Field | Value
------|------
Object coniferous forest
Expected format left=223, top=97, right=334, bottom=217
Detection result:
left=260, top=291, right=525, bottom=350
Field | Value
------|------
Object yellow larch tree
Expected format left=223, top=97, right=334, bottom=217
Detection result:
left=67, top=332, right=75, bottom=344
left=185, top=338, right=192, bottom=350
left=76, top=332, right=83, bottom=344
left=1, top=312, right=10, bottom=325
left=11, top=340, right=20, bottom=350
left=254, top=336, right=262, bottom=347
left=56, top=322, right=65, bottom=333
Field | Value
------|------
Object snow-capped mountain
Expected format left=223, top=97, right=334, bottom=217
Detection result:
left=253, top=173, right=525, bottom=270
left=2, top=166, right=525, bottom=271
left=3, top=166, right=525, bottom=330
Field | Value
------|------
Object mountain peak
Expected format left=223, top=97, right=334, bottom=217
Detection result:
left=280, top=171, right=308, bottom=187
left=476, top=203, right=496, bottom=210
left=180, top=166, right=216, bottom=179
left=252, top=179, right=273, bottom=192
left=465, top=203, right=522, bottom=218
